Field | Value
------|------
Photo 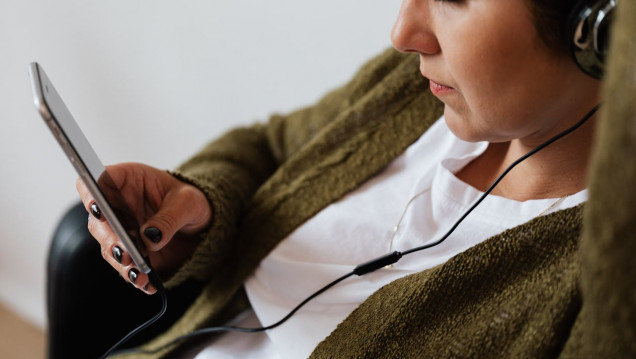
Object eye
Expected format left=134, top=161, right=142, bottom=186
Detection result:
left=434, top=0, right=465, bottom=7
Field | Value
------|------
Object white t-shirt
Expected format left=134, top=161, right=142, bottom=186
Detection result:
left=189, top=117, right=587, bottom=359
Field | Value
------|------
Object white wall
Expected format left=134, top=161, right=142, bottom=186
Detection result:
left=0, top=0, right=399, bottom=330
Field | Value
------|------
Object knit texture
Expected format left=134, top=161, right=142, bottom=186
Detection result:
left=114, top=2, right=636, bottom=356
left=561, top=0, right=636, bottom=356
left=115, top=48, right=443, bottom=358
left=311, top=207, right=584, bottom=358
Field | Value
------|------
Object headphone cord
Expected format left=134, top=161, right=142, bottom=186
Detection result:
left=99, top=271, right=166, bottom=359
left=103, top=103, right=601, bottom=358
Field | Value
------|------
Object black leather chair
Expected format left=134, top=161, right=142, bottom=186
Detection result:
left=47, top=202, right=202, bottom=359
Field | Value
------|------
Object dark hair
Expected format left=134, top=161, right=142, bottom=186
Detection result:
left=526, top=0, right=586, bottom=54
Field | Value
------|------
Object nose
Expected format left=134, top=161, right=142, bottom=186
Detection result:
left=391, top=0, right=440, bottom=55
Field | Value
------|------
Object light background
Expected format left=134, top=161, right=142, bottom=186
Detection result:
left=0, top=0, right=399, bottom=330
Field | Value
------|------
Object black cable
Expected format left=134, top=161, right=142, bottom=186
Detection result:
left=103, top=103, right=600, bottom=357
left=343, top=103, right=601, bottom=272
left=99, top=271, right=166, bottom=359
left=109, top=271, right=355, bottom=356
left=401, top=102, right=601, bottom=257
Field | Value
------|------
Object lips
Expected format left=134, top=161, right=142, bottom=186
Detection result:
left=429, top=79, right=454, bottom=95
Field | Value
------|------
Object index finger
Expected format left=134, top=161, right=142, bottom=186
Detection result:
left=76, top=177, right=105, bottom=221
left=76, top=177, right=94, bottom=211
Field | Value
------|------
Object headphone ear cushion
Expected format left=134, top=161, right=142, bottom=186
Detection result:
left=567, top=1, right=590, bottom=50
left=567, top=0, right=615, bottom=79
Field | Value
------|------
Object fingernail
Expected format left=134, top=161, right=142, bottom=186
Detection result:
left=112, top=245, right=124, bottom=264
left=90, top=202, right=102, bottom=220
left=143, top=283, right=150, bottom=292
left=144, top=227, right=162, bottom=244
left=128, top=268, right=139, bottom=284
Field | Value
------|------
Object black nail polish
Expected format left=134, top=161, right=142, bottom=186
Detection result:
left=144, top=227, right=162, bottom=243
left=143, top=283, right=150, bottom=292
left=112, top=245, right=124, bottom=264
left=128, top=268, right=139, bottom=284
left=90, top=202, right=102, bottom=220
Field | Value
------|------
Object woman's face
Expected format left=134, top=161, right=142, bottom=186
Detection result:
left=391, top=0, right=600, bottom=145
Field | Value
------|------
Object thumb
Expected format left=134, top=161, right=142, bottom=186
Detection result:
left=141, top=186, right=212, bottom=250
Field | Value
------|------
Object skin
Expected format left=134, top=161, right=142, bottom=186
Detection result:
left=391, top=0, right=601, bottom=200
left=80, top=0, right=602, bottom=292
left=78, top=163, right=211, bottom=294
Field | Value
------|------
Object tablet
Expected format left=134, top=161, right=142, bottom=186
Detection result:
left=28, top=62, right=154, bottom=277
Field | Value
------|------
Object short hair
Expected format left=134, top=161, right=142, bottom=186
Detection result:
left=526, top=0, right=590, bottom=54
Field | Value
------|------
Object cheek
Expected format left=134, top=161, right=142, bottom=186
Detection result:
left=455, top=42, right=530, bottom=109
left=445, top=51, right=549, bottom=141
left=441, top=66, right=512, bottom=141
left=437, top=2, right=564, bottom=142
left=444, top=75, right=547, bottom=143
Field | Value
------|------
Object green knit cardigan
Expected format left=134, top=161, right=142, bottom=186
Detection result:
left=117, top=2, right=636, bottom=357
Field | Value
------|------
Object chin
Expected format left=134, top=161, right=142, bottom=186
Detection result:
left=443, top=107, right=487, bottom=143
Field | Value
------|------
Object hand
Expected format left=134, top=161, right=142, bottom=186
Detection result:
left=76, top=163, right=212, bottom=294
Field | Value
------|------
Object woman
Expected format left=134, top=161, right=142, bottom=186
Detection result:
left=78, top=0, right=610, bottom=357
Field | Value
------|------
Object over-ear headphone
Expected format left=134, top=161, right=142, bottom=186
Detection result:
left=568, top=0, right=617, bottom=79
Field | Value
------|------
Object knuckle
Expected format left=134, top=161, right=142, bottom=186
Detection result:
left=154, top=212, right=177, bottom=232
left=179, top=185, right=199, bottom=200
left=179, top=185, right=209, bottom=219
left=87, top=216, right=99, bottom=234
left=87, top=217, right=96, bottom=233
left=100, top=245, right=108, bottom=261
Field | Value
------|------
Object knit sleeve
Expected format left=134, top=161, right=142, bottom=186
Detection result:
left=564, top=0, right=636, bottom=356
left=162, top=48, right=414, bottom=289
